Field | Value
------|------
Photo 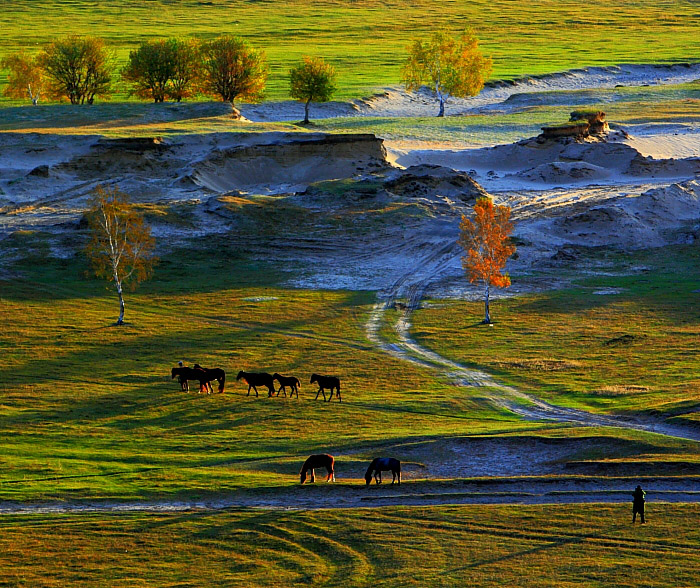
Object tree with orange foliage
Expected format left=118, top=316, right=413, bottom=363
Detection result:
left=85, top=186, right=157, bottom=325
left=458, top=197, right=516, bottom=324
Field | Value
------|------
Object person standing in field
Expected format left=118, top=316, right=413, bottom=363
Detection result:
left=632, top=485, right=646, bottom=524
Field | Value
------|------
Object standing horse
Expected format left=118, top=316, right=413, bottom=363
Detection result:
left=364, top=458, right=401, bottom=486
left=272, top=373, right=300, bottom=398
left=236, top=371, right=275, bottom=397
left=310, top=374, right=341, bottom=402
left=300, top=454, right=335, bottom=484
left=171, top=366, right=225, bottom=394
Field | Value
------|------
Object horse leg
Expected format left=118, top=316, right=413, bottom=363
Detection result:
left=336, top=387, right=342, bottom=403
left=253, top=385, right=259, bottom=398
left=310, top=469, right=315, bottom=483
left=246, top=385, right=251, bottom=397
left=315, top=387, right=326, bottom=401
left=326, top=389, right=333, bottom=402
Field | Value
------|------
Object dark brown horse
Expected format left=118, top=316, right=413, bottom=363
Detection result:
left=236, top=371, right=275, bottom=397
left=300, top=454, right=335, bottom=484
left=310, top=374, right=341, bottom=402
left=364, top=457, right=401, bottom=486
left=272, top=373, right=300, bottom=398
left=172, top=366, right=225, bottom=394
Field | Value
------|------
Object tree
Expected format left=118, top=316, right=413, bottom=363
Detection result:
left=200, top=36, right=268, bottom=106
left=1, top=51, right=44, bottom=105
left=458, top=197, right=516, bottom=324
left=38, top=35, right=114, bottom=104
left=168, top=38, right=200, bottom=102
left=289, top=56, right=337, bottom=124
left=122, top=38, right=201, bottom=103
left=85, top=185, right=157, bottom=325
left=402, top=30, right=492, bottom=117
left=122, top=39, right=175, bottom=103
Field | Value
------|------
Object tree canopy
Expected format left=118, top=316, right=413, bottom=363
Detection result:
left=289, top=56, right=337, bottom=124
left=38, top=36, right=114, bottom=104
left=1, top=51, right=44, bottom=105
left=200, top=36, right=268, bottom=105
left=85, top=185, right=157, bottom=325
left=458, top=197, right=516, bottom=324
left=122, top=38, right=200, bottom=103
left=402, top=30, right=492, bottom=116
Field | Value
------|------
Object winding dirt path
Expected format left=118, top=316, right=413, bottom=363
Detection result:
left=365, top=246, right=700, bottom=443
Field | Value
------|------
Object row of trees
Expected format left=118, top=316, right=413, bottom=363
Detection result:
left=1, top=35, right=337, bottom=121
left=2, top=31, right=490, bottom=117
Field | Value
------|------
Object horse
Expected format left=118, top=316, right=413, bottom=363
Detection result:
left=300, top=454, right=335, bottom=484
left=172, top=366, right=225, bottom=394
left=272, top=373, right=300, bottom=398
left=236, top=371, right=275, bottom=397
left=310, top=374, right=341, bottom=402
left=364, top=458, right=401, bottom=486
left=193, top=364, right=214, bottom=393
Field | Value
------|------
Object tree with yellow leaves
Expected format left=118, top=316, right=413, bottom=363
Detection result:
left=85, top=186, right=157, bottom=325
left=458, top=197, right=516, bottom=324
left=1, top=51, right=44, bottom=105
left=402, top=30, right=492, bottom=117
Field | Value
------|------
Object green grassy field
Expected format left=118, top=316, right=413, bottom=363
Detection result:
left=1, top=504, right=698, bottom=586
left=1, top=228, right=699, bottom=503
left=1, top=0, right=699, bottom=102
left=412, top=246, right=700, bottom=426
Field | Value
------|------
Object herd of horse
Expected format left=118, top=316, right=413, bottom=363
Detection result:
left=300, top=454, right=401, bottom=486
left=170, top=365, right=342, bottom=401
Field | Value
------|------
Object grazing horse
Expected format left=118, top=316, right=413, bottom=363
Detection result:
left=300, top=454, right=335, bottom=484
left=364, top=457, right=401, bottom=486
left=171, top=366, right=225, bottom=394
left=272, top=373, right=300, bottom=398
left=236, top=371, right=275, bottom=397
left=310, top=374, right=341, bottom=402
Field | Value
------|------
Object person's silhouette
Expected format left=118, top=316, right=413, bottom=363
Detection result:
left=632, top=485, right=646, bottom=524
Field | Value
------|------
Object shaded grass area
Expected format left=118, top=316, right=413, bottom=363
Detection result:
left=0, top=504, right=698, bottom=586
left=411, top=246, right=700, bottom=424
left=1, top=0, right=699, bottom=102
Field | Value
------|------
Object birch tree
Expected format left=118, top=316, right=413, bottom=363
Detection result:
left=458, top=197, right=515, bottom=324
left=85, top=186, right=157, bottom=325
left=1, top=52, right=44, bottom=105
left=402, top=30, right=492, bottom=117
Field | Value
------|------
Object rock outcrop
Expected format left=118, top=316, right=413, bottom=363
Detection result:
left=540, top=110, right=609, bottom=140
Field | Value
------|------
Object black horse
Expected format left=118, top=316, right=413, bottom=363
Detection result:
left=364, top=458, right=401, bottom=486
left=310, top=374, right=341, bottom=402
left=172, top=366, right=225, bottom=394
left=272, top=373, right=300, bottom=398
left=236, top=371, right=275, bottom=397
left=300, top=454, right=335, bottom=484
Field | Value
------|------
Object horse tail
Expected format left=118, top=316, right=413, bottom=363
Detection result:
left=219, top=371, right=226, bottom=393
left=295, top=377, right=301, bottom=388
